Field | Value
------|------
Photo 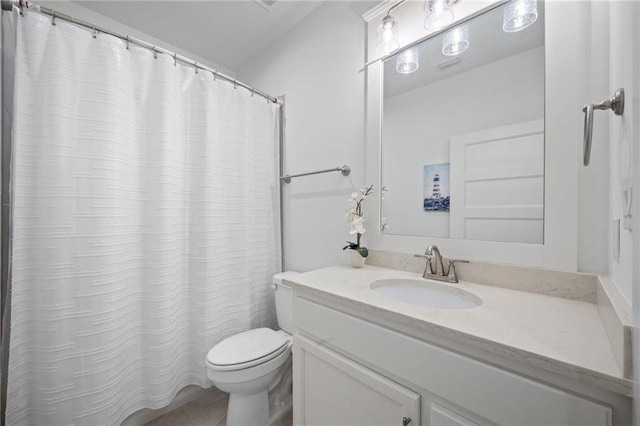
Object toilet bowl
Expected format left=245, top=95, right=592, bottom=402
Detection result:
left=205, top=272, right=298, bottom=426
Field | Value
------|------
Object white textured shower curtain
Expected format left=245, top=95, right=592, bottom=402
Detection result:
left=6, top=12, right=280, bottom=425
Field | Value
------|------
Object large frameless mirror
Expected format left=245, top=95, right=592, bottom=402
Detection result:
left=380, top=1, right=545, bottom=244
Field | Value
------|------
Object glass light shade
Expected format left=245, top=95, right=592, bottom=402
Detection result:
left=503, top=0, right=538, bottom=33
left=424, top=0, right=455, bottom=31
left=396, top=48, right=419, bottom=74
left=377, top=15, right=400, bottom=56
left=442, top=25, right=469, bottom=56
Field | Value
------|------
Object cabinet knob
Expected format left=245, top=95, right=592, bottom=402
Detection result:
left=402, top=417, right=411, bottom=426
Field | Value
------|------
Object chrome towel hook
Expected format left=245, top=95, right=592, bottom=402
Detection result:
left=583, top=88, right=624, bottom=166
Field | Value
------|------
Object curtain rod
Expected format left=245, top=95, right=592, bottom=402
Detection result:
left=1, top=0, right=280, bottom=104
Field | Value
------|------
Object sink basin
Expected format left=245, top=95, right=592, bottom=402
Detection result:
left=369, top=278, right=482, bottom=310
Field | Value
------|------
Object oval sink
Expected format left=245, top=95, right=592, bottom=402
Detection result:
left=370, top=278, right=482, bottom=310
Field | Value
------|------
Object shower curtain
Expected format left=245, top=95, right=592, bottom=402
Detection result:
left=5, top=11, right=280, bottom=425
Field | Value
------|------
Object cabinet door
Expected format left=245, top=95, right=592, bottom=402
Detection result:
left=293, top=335, right=420, bottom=426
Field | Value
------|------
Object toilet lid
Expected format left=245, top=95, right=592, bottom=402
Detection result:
left=206, top=328, right=289, bottom=367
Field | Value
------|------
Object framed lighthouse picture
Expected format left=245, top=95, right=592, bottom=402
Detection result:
left=423, top=163, right=450, bottom=212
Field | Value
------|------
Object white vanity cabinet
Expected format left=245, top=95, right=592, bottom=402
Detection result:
left=292, top=296, right=620, bottom=426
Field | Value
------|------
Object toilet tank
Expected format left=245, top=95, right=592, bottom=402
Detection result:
left=273, top=272, right=299, bottom=334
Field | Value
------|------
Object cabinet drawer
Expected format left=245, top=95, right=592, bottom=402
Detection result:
left=295, top=297, right=612, bottom=426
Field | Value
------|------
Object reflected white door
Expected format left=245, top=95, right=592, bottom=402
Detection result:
left=449, top=120, right=544, bottom=244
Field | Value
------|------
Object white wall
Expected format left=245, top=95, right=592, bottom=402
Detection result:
left=606, top=1, right=636, bottom=305
left=579, top=0, right=638, bottom=304
left=597, top=6, right=639, bottom=419
left=382, top=47, right=544, bottom=238
left=238, top=2, right=373, bottom=272
left=578, top=1, right=610, bottom=275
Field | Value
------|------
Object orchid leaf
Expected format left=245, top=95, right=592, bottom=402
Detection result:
left=342, top=241, right=358, bottom=251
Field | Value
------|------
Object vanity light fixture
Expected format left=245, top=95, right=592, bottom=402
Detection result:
left=424, top=0, right=460, bottom=31
left=396, top=48, right=419, bottom=74
left=442, top=25, right=469, bottom=56
left=376, top=10, right=400, bottom=56
left=503, top=0, right=538, bottom=33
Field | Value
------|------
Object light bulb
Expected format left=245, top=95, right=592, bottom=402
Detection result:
left=503, top=0, right=538, bottom=33
left=377, top=15, right=399, bottom=56
left=442, top=25, right=469, bottom=56
left=396, top=48, right=419, bottom=74
left=424, top=0, right=455, bottom=31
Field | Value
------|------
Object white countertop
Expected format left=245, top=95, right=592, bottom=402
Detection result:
left=287, top=265, right=632, bottom=396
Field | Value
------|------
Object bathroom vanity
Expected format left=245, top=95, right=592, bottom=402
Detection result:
left=287, top=265, right=632, bottom=426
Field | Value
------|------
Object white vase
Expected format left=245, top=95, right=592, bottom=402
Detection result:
left=348, top=249, right=366, bottom=268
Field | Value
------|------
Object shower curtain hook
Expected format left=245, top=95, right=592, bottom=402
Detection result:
left=213, top=70, right=217, bottom=81
left=92, top=24, right=97, bottom=38
left=152, top=46, right=157, bottom=59
left=194, top=62, right=198, bottom=74
left=251, top=88, right=255, bottom=98
left=125, top=35, right=130, bottom=50
left=173, top=53, right=177, bottom=66
left=233, top=80, right=237, bottom=89
left=51, top=10, right=56, bottom=25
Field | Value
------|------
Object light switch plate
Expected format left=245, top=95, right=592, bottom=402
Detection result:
left=611, top=219, right=620, bottom=263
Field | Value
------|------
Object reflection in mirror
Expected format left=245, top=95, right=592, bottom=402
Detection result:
left=381, top=2, right=545, bottom=244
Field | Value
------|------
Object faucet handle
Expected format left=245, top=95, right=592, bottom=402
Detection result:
left=414, top=254, right=433, bottom=276
left=446, top=259, right=469, bottom=282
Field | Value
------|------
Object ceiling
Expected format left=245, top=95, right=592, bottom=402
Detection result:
left=74, top=0, right=326, bottom=71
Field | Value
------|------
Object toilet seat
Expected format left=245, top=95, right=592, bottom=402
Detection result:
left=206, top=328, right=290, bottom=372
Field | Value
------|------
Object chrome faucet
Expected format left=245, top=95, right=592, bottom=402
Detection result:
left=414, top=245, right=469, bottom=283
left=426, top=245, right=445, bottom=276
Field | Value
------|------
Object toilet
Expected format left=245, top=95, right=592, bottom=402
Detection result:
left=206, top=272, right=298, bottom=426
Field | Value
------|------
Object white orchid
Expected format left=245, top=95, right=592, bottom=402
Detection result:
left=342, top=184, right=375, bottom=258
left=349, top=215, right=365, bottom=235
